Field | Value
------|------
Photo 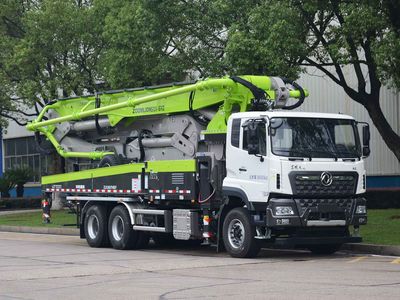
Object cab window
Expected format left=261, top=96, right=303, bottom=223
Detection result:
left=242, top=122, right=267, bottom=156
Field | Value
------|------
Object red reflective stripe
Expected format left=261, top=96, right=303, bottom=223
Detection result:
left=178, top=190, right=191, bottom=194
left=163, top=189, right=190, bottom=194
left=164, top=190, right=176, bottom=193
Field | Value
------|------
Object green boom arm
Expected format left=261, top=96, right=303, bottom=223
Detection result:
left=26, top=75, right=308, bottom=159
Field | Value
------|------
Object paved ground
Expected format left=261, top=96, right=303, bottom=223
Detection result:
left=0, top=232, right=399, bottom=300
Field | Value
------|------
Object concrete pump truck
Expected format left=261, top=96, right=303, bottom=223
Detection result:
left=26, top=75, right=369, bottom=258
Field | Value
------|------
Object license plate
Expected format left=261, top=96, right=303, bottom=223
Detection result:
left=317, top=204, right=342, bottom=213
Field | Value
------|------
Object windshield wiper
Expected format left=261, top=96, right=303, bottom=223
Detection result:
left=336, top=150, right=361, bottom=159
left=274, top=149, right=312, bottom=160
left=308, top=149, right=338, bottom=160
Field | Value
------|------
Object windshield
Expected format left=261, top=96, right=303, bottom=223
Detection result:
left=270, top=117, right=361, bottom=158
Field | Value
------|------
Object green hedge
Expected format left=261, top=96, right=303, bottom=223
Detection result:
left=0, top=197, right=42, bottom=209
left=366, top=190, right=400, bottom=209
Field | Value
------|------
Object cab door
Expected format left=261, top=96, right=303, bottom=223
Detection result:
left=224, top=117, right=269, bottom=203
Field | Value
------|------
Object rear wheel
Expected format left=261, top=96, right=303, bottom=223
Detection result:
left=108, top=205, right=138, bottom=250
left=308, top=244, right=342, bottom=255
left=84, top=205, right=109, bottom=247
left=223, top=207, right=260, bottom=258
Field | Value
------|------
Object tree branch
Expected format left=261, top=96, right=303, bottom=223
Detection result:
left=331, top=0, right=366, bottom=94
left=7, top=109, right=38, bottom=117
left=296, top=3, right=365, bottom=104
left=0, top=112, right=28, bottom=126
left=363, top=35, right=381, bottom=98
left=303, top=58, right=341, bottom=85
left=300, top=60, right=367, bottom=67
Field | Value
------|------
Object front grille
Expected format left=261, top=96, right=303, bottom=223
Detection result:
left=295, top=198, right=354, bottom=222
left=308, top=212, right=346, bottom=221
left=290, top=172, right=357, bottom=196
left=298, top=198, right=353, bottom=210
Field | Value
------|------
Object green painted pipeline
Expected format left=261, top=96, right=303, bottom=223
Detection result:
left=27, top=75, right=308, bottom=160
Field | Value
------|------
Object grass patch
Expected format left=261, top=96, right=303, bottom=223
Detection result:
left=360, top=209, right=400, bottom=245
left=0, top=210, right=77, bottom=228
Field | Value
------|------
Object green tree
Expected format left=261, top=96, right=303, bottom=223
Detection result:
left=1, top=0, right=399, bottom=161
left=0, top=0, right=32, bottom=126
left=8, top=166, right=34, bottom=197
left=222, top=0, right=400, bottom=161
left=0, top=170, right=15, bottom=198
left=96, top=0, right=183, bottom=87
left=127, top=0, right=400, bottom=160
left=0, top=0, right=104, bottom=125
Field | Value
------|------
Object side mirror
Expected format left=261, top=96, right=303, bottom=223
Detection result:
left=362, top=146, right=370, bottom=157
left=360, top=123, right=371, bottom=158
left=247, top=122, right=259, bottom=155
left=362, top=126, right=370, bottom=146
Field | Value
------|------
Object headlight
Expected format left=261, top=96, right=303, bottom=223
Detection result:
left=356, top=205, right=367, bottom=214
left=275, top=206, right=295, bottom=216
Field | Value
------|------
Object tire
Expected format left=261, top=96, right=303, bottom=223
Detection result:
left=108, top=205, right=138, bottom=250
left=222, top=207, right=260, bottom=258
left=99, top=155, right=120, bottom=167
left=308, top=244, right=342, bottom=255
left=84, top=205, right=109, bottom=248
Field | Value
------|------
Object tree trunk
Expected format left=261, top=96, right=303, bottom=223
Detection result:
left=365, top=99, right=400, bottom=161
left=16, top=184, right=24, bottom=198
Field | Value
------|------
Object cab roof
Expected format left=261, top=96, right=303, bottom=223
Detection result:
left=230, top=110, right=355, bottom=120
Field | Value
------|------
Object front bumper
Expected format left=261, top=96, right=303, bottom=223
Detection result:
left=270, top=235, right=362, bottom=247
left=265, top=197, right=367, bottom=228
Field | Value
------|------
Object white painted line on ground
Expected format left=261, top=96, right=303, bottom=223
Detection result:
left=371, top=254, right=400, bottom=259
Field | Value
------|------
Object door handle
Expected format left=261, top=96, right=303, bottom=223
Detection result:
left=239, top=167, right=247, bottom=172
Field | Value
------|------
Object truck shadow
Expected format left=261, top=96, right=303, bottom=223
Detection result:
left=145, top=240, right=348, bottom=260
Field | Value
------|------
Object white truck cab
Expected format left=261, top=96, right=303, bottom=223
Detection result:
left=222, top=111, right=368, bottom=255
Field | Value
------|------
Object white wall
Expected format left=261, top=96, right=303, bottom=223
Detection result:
left=3, top=105, right=36, bottom=139
left=3, top=121, right=34, bottom=139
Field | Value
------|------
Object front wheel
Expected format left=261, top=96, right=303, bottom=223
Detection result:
left=223, top=207, right=260, bottom=258
left=307, top=244, right=342, bottom=255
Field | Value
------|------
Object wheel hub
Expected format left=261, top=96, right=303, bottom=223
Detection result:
left=228, top=218, right=245, bottom=249
left=111, top=215, right=124, bottom=241
left=87, top=214, right=99, bottom=239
